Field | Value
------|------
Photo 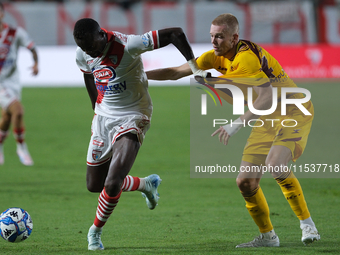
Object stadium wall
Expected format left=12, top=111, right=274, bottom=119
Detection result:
left=7, top=1, right=339, bottom=86
left=3, top=1, right=319, bottom=45
left=19, top=44, right=340, bottom=87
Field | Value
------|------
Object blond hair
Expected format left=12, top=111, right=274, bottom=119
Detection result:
left=212, top=13, right=239, bottom=34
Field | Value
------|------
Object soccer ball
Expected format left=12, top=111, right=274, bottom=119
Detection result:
left=0, top=208, right=33, bottom=242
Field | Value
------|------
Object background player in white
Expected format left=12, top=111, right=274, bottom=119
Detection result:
left=73, top=18, right=208, bottom=250
left=0, top=2, right=38, bottom=166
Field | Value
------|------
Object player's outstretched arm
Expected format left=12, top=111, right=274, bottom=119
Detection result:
left=158, top=28, right=194, bottom=61
left=83, top=73, right=98, bottom=110
left=146, top=63, right=192, bottom=81
left=158, top=28, right=209, bottom=78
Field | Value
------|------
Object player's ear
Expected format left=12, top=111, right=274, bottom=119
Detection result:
left=232, top=33, right=239, bottom=46
left=99, top=30, right=106, bottom=39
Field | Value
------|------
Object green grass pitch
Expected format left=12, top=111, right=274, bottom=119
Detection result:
left=0, top=84, right=339, bottom=254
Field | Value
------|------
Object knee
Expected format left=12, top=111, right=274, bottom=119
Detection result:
left=236, top=178, right=259, bottom=193
left=8, top=101, right=23, bottom=114
left=13, top=110, right=24, bottom=121
left=265, top=149, right=291, bottom=167
left=86, top=176, right=105, bottom=193
left=265, top=156, right=289, bottom=178
left=104, top=178, right=123, bottom=197
left=265, top=156, right=279, bottom=168
left=87, top=182, right=103, bottom=193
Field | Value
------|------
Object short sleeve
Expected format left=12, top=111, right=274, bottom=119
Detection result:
left=75, top=47, right=91, bottom=73
left=125, top=31, right=159, bottom=57
left=196, top=50, right=216, bottom=70
left=16, top=27, right=35, bottom=50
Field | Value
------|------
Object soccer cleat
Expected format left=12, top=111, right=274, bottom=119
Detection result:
left=141, top=174, right=162, bottom=210
left=16, top=143, right=34, bottom=166
left=0, top=144, right=4, bottom=165
left=301, top=224, right=320, bottom=245
left=236, top=233, right=280, bottom=248
left=87, top=227, right=104, bottom=250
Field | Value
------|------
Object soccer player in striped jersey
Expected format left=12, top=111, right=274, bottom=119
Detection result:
left=0, top=2, right=38, bottom=166
left=146, top=13, right=320, bottom=248
left=73, top=18, right=208, bottom=251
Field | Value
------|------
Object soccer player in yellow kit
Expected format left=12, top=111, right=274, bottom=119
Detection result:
left=146, top=13, right=320, bottom=248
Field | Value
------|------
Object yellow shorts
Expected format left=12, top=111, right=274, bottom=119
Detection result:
left=242, top=97, right=314, bottom=165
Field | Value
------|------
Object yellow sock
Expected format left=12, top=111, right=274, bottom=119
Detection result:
left=241, top=186, right=273, bottom=233
left=275, top=171, right=310, bottom=220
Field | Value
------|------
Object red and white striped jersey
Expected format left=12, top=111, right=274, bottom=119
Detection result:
left=76, top=30, right=160, bottom=118
left=0, top=23, right=35, bottom=82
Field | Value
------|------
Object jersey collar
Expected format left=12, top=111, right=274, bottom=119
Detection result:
left=101, top=28, right=115, bottom=42
left=98, top=28, right=115, bottom=58
left=228, top=40, right=243, bottom=61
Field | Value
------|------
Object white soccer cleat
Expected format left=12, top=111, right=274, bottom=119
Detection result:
left=301, top=224, right=320, bottom=245
left=87, top=227, right=104, bottom=251
left=236, top=233, right=280, bottom=248
left=16, top=143, right=34, bottom=166
left=0, top=144, right=4, bottom=165
left=141, top=174, right=162, bottom=210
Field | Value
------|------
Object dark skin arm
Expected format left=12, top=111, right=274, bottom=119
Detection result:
left=83, top=73, right=97, bottom=110
left=147, top=28, right=209, bottom=80
left=158, top=27, right=195, bottom=61
left=30, top=48, right=39, bottom=75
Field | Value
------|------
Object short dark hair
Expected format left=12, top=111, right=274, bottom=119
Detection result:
left=73, top=18, right=101, bottom=40
left=0, top=2, right=4, bottom=11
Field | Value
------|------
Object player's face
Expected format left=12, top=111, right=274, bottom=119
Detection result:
left=74, top=31, right=107, bottom=58
left=210, top=24, right=237, bottom=58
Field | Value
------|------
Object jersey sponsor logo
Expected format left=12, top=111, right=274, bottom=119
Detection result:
left=92, top=150, right=102, bottom=161
left=217, top=66, right=227, bottom=72
left=92, top=66, right=116, bottom=82
left=96, top=81, right=127, bottom=95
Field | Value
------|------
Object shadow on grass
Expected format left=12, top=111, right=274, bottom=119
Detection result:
left=103, top=239, right=336, bottom=255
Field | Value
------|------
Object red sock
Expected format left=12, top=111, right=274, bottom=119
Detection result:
left=121, top=175, right=140, bottom=191
left=93, top=188, right=121, bottom=228
left=13, top=128, right=25, bottom=144
left=0, top=130, right=9, bottom=143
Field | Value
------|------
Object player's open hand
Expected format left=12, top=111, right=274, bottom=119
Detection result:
left=31, top=63, right=39, bottom=76
left=211, top=126, right=230, bottom=146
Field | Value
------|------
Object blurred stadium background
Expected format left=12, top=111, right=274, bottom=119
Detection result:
left=1, top=0, right=339, bottom=86
left=0, top=1, right=339, bottom=254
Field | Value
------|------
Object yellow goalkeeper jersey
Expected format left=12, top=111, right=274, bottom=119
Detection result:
left=196, top=40, right=300, bottom=104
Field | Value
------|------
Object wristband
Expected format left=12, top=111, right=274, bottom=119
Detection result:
left=222, top=117, right=244, bottom=137
left=187, top=59, right=208, bottom=78
left=187, top=59, right=199, bottom=73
